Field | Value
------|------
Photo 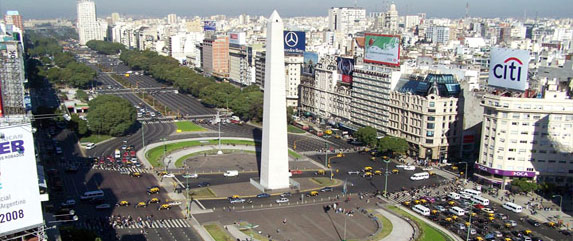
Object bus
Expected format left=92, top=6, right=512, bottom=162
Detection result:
left=410, top=172, right=430, bottom=181
left=470, top=196, right=490, bottom=206
left=311, top=126, right=324, bottom=137
left=80, top=190, right=105, bottom=200
left=413, top=204, right=431, bottom=216
left=449, top=206, right=465, bottom=216
left=461, top=189, right=481, bottom=198
left=502, top=202, right=523, bottom=213
left=293, top=120, right=309, bottom=130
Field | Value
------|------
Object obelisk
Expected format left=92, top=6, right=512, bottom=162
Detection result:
left=259, top=10, right=290, bottom=190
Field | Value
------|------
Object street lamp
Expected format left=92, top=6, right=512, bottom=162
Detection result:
left=216, top=111, right=223, bottom=155
left=552, top=195, right=563, bottom=212
left=183, top=174, right=192, bottom=218
left=383, top=156, right=390, bottom=197
left=466, top=200, right=475, bottom=241
left=161, top=137, right=168, bottom=171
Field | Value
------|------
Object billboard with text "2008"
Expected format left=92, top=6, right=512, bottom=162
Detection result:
left=364, top=33, right=400, bottom=66
left=0, top=124, right=43, bottom=235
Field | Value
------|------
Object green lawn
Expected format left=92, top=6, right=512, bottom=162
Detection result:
left=370, top=212, right=393, bottom=240
left=79, top=134, right=113, bottom=144
left=387, top=206, right=453, bottom=241
left=204, top=224, right=233, bottom=241
left=288, top=150, right=302, bottom=159
left=175, top=121, right=207, bottom=132
left=287, top=125, right=306, bottom=133
left=188, top=187, right=216, bottom=199
left=175, top=149, right=256, bottom=167
left=311, top=177, right=338, bottom=186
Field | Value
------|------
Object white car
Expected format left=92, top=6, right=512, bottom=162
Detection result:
left=396, top=164, right=406, bottom=168
left=85, top=143, right=95, bottom=150
left=276, top=198, right=289, bottom=203
left=182, top=173, right=199, bottom=179
left=163, top=173, right=175, bottom=178
left=347, top=171, right=360, bottom=175
left=422, top=167, right=433, bottom=171
left=403, top=166, right=416, bottom=171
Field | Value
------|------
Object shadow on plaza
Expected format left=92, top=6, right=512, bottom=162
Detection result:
left=252, top=128, right=262, bottom=173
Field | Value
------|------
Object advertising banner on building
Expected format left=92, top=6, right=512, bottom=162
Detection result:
left=337, top=57, right=354, bottom=84
left=0, top=124, right=43, bottom=235
left=203, top=21, right=216, bottom=31
left=303, top=51, right=318, bottom=74
left=283, top=31, right=305, bottom=54
left=229, top=32, right=246, bottom=45
left=364, top=33, right=400, bottom=66
left=488, top=47, right=530, bottom=91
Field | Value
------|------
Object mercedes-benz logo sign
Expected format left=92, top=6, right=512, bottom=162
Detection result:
left=284, top=32, right=299, bottom=48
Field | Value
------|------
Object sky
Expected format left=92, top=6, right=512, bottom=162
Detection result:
left=1, top=0, right=572, bottom=19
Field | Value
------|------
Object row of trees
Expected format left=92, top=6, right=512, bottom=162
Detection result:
left=86, top=40, right=125, bottom=55
left=25, top=32, right=96, bottom=89
left=354, top=126, right=409, bottom=155
left=119, top=50, right=264, bottom=121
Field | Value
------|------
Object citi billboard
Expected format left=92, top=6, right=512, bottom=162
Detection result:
left=488, top=47, right=530, bottom=91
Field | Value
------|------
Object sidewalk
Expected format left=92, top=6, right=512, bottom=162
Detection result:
left=376, top=208, right=414, bottom=241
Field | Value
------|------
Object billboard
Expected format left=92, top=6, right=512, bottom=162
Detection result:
left=203, top=21, right=216, bottom=31
left=283, top=31, right=305, bottom=54
left=364, top=33, right=400, bottom=66
left=229, top=32, right=246, bottom=45
left=337, top=57, right=354, bottom=84
left=488, top=47, right=530, bottom=91
left=0, top=124, right=43, bottom=235
left=303, top=51, right=318, bottom=74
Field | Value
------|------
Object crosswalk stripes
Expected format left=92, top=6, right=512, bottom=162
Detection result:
left=92, top=165, right=148, bottom=174
left=115, top=219, right=192, bottom=229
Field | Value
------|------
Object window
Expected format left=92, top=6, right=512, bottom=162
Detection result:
left=509, top=148, right=516, bottom=152
left=512, top=122, right=518, bottom=126
left=427, top=116, right=435, bottom=121
left=508, top=157, right=515, bottom=161
left=427, top=123, right=435, bottom=129
left=426, top=139, right=433, bottom=144
left=520, top=140, right=527, bottom=144
left=429, top=102, right=435, bottom=107
left=426, top=131, right=434, bottom=137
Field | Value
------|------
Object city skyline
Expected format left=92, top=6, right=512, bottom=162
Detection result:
left=2, top=0, right=572, bottom=19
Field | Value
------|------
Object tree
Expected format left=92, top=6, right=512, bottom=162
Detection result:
left=86, top=40, right=126, bottom=55
left=87, top=95, right=137, bottom=136
left=287, top=106, right=295, bottom=124
left=76, top=89, right=89, bottom=102
left=511, top=178, right=538, bottom=193
left=377, top=136, right=409, bottom=155
left=69, top=114, right=89, bottom=136
left=354, top=126, right=378, bottom=147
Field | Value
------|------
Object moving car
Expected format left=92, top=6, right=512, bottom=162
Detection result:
left=320, top=187, right=333, bottom=192
left=135, top=202, right=147, bottom=208
left=116, top=201, right=130, bottom=207
left=197, top=182, right=210, bottom=187
left=182, top=173, right=199, bottom=179
left=163, top=173, right=175, bottom=178
left=224, top=170, right=239, bottom=177
left=148, top=198, right=160, bottom=204
left=276, top=198, right=289, bottom=203
left=61, top=199, right=76, bottom=207
left=147, top=186, right=160, bottom=195
left=229, top=198, right=246, bottom=204
left=256, top=193, right=271, bottom=198
left=280, top=192, right=292, bottom=197
left=481, top=208, right=494, bottom=214
left=347, top=170, right=360, bottom=175
left=95, top=204, right=111, bottom=210
left=527, top=218, right=541, bottom=227
left=158, top=204, right=171, bottom=210
left=403, top=165, right=416, bottom=171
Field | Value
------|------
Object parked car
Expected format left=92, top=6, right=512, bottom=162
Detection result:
left=61, top=199, right=76, bottom=207
left=197, top=182, right=210, bottom=187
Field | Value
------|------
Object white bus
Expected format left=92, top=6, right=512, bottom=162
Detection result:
left=80, top=190, right=104, bottom=200
left=461, top=189, right=481, bottom=197
left=410, top=172, right=430, bottom=181
left=470, top=196, right=490, bottom=206
left=502, top=202, right=523, bottom=213
left=448, top=192, right=461, bottom=200
left=449, top=206, right=466, bottom=216
left=413, top=204, right=431, bottom=216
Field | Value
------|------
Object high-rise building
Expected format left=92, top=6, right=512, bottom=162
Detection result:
left=110, top=12, right=120, bottom=24
left=4, top=11, right=24, bottom=32
left=475, top=81, right=573, bottom=189
left=201, top=35, right=229, bottom=78
left=426, top=25, right=450, bottom=44
left=328, top=7, right=367, bottom=35
left=229, top=44, right=254, bottom=86
left=167, top=14, right=177, bottom=25
left=77, top=0, right=103, bottom=45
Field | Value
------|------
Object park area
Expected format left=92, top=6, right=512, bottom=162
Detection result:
left=175, top=121, right=207, bottom=132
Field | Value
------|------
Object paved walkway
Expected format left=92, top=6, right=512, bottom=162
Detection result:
left=376, top=208, right=414, bottom=241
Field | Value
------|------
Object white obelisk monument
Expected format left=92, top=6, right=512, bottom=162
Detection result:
left=259, top=10, right=290, bottom=190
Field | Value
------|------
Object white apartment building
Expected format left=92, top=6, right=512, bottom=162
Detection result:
left=299, top=56, right=352, bottom=121
left=285, top=55, right=303, bottom=107
left=387, top=74, right=463, bottom=160
left=328, top=7, right=367, bottom=35
left=77, top=0, right=103, bottom=45
left=229, top=44, right=253, bottom=86
left=351, top=64, right=400, bottom=133
left=426, top=25, right=450, bottom=44
left=476, top=84, right=573, bottom=189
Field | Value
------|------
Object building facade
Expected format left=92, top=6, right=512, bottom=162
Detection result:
left=476, top=87, right=573, bottom=189
left=299, top=56, right=352, bottom=121
left=0, top=38, right=26, bottom=117
left=328, top=7, right=367, bottom=34
left=285, top=54, right=303, bottom=107
left=4, top=11, right=23, bottom=32
left=201, top=35, right=229, bottom=78
left=229, top=44, right=253, bottom=86
left=387, top=74, right=463, bottom=161
left=77, top=0, right=103, bottom=45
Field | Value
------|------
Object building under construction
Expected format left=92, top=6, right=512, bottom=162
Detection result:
left=0, top=36, right=27, bottom=117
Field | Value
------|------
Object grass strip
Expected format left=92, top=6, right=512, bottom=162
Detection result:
left=387, top=206, right=453, bottom=241
left=203, top=224, right=234, bottom=241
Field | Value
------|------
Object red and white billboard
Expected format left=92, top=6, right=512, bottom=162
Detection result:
left=364, top=33, right=401, bottom=66
left=0, top=124, right=43, bottom=235
left=229, top=32, right=246, bottom=45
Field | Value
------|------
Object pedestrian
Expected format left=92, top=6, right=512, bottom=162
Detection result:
left=283, top=218, right=287, bottom=224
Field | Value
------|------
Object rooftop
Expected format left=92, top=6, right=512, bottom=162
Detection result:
left=397, top=74, right=461, bottom=97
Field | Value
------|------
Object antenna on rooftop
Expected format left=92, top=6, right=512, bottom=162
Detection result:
left=465, top=2, right=469, bottom=19
left=354, top=0, right=358, bottom=8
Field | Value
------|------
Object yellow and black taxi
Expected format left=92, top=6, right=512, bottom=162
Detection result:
left=148, top=198, right=161, bottom=204
left=158, top=204, right=171, bottom=210
left=308, top=191, right=319, bottom=197
left=116, top=200, right=130, bottom=206
left=392, top=169, right=400, bottom=174
left=147, top=186, right=160, bottom=195
left=131, top=172, right=141, bottom=178
left=157, top=171, right=168, bottom=177
left=135, top=202, right=147, bottom=208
